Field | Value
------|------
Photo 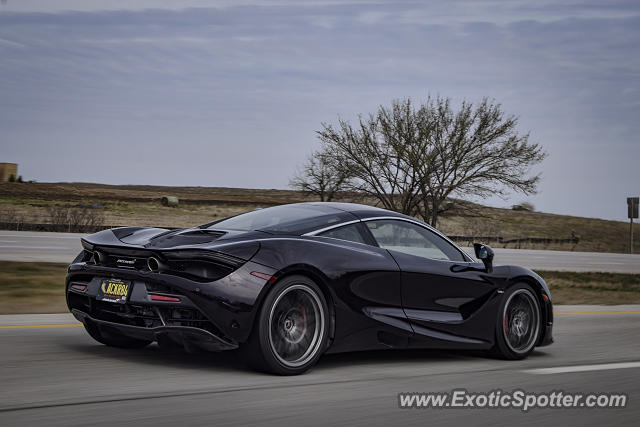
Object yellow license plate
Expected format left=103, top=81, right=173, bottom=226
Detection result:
left=99, top=279, right=130, bottom=304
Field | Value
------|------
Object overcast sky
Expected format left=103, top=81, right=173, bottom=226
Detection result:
left=1, top=0, right=638, bottom=221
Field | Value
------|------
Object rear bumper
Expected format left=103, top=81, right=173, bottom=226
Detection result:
left=66, top=260, right=277, bottom=344
left=73, top=309, right=238, bottom=351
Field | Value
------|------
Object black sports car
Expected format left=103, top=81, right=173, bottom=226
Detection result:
left=66, top=202, right=553, bottom=375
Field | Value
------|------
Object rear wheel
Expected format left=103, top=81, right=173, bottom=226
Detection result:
left=243, top=275, right=329, bottom=375
left=493, top=283, right=540, bottom=359
left=83, top=323, right=152, bottom=349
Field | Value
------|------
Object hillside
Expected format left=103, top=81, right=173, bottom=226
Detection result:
left=0, top=182, right=637, bottom=254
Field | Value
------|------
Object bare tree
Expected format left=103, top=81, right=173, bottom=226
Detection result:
left=417, top=96, right=546, bottom=225
left=289, top=150, right=350, bottom=201
left=316, top=99, right=433, bottom=215
left=298, top=96, right=546, bottom=226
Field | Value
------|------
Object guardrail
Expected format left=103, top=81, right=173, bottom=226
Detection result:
left=448, top=235, right=580, bottom=248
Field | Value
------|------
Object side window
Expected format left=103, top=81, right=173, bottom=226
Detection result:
left=318, top=223, right=368, bottom=245
left=366, top=220, right=464, bottom=262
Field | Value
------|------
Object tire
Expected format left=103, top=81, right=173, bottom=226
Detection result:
left=83, top=323, right=152, bottom=349
left=242, top=275, right=329, bottom=375
left=493, top=283, right=541, bottom=360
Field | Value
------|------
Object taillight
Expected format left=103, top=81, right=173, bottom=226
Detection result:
left=150, top=294, right=181, bottom=302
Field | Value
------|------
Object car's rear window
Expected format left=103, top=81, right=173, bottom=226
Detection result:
left=203, top=204, right=354, bottom=235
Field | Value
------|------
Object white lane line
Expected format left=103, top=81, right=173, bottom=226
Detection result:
left=524, top=361, right=640, bottom=375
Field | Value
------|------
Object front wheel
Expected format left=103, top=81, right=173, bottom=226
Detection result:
left=493, top=283, right=541, bottom=359
left=242, top=275, right=329, bottom=375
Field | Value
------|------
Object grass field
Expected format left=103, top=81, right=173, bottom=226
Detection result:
left=1, top=181, right=638, bottom=254
left=536, top=270, right=640, bottom=305
left=1, top=261, right=638, bottom=314
left=0, top=262, right=69, bottom=314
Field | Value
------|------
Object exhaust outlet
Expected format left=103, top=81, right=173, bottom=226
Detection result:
left=147, top=256, right=164, bottom=272
left=93, top=251, right=104, bottom=265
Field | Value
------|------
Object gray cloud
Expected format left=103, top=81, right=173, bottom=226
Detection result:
left=0, top=1, right=638, bottom=221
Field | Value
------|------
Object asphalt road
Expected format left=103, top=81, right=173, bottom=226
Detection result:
left=0, top=231, right=86, bottom=263
left=0, top=306, right=638, bottom=426
left=2, top=230, right=640, bottom=273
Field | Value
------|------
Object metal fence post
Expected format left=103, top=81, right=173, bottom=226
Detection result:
left=628, top=197, right=639, bottom=254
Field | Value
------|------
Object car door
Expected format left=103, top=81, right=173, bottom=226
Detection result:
left=364, top=218, right=499, bottom=345
left=314, top=222, right=412, bottom=350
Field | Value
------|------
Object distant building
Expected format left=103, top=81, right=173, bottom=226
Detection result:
left=0, top=163, right=18, bottom=182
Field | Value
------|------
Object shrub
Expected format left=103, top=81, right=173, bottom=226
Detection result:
left=46, top=205, right=105, bottom=232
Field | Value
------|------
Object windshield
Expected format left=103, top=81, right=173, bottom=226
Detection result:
left=202, top=204, right=354, bottom=235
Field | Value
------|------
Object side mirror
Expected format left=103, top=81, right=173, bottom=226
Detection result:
left=473, top=243, right=494, bottom=273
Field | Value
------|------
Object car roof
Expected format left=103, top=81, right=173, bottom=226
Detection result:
left=302, top=202, right=412, bottom=220
left=204, top=202, right=426, bottom=237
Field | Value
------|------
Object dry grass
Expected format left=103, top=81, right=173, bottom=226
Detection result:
left=0, top=182, right=311, bottom=229
left=1, top=182, right=638, bottom=253
left=0, top=261, right=638, bottom=314
left=438, top=204, right=639, bottom=253
left=536, top=270, right=640, bottom=305
left=0, top=261, right=68, bottom=314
